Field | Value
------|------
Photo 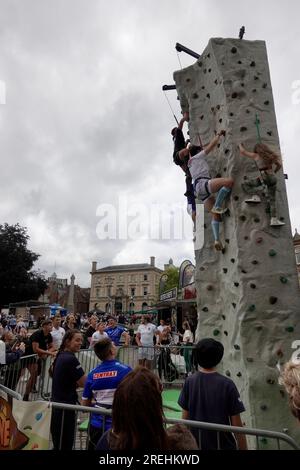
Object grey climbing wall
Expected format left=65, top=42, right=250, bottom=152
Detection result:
left=174, top=38, right=300, bottom=448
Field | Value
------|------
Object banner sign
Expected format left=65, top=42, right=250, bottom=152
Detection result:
left=0, top=392, right=51, bottom=450
left=159, top=287, right=177, bottom=302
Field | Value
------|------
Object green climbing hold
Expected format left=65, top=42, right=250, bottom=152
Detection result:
left=280, top=276, right=288, bottom=284
left=213, top=329, right=220, bottom=336
left=234, top=344, right=240, bottom=350
left=237, top=372, right=242, bottom=377
left=248, top=304, right=256, bottom=312
left=202, top=307, right=209, bottom=312
left=260, top=438, right=268, bottom=445
left=269, top=249, right=277, bottom=257
left=285, top=326, right=294, bottom=333
left=260, top=405, right=267, bottom=411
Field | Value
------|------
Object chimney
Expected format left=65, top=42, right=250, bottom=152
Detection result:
left=92, top=261, right=97, bottom=272
left=150, top=256, right=155, bottom=267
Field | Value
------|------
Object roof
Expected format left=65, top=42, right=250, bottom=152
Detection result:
left=95, top=263, right=162, bottom=273
left=293, top=229, right=300, bottom=242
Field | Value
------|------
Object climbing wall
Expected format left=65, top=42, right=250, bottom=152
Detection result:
left=173, top=38, right=300, bottom=448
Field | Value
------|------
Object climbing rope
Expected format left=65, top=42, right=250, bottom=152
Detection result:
left=176, top=50, right=183, bottom=70
left=163, top=90, right=179, bottom=125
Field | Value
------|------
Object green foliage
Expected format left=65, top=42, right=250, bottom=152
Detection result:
left=161, top=266, right=179, bottom=293
left=0, top=223, right=47, bottom=307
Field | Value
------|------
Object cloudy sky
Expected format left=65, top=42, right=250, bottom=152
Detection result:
left=0, top=0, right=299, bottom=286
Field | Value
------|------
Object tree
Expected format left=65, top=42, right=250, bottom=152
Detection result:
left=160, top=266, right=179, bottom=293
left=0, top=223, right=47, bottom=307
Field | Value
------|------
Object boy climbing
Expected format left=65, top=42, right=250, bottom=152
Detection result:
left=187, top=130, right=234, bottom=251
left=239, top=142, right=284, bottom=227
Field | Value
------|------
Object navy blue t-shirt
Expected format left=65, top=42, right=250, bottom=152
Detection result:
left=51, top=351, right=85, bottom=404
left=178, top=371, right=245, bottom=450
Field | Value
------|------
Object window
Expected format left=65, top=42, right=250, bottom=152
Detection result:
left=142, top=302, right=148, bottom=310
left=129, top=302, right=135, bottom=312
left=296, top=249, right=300, bottom=265
left=107, top=286, right=111, bottom=297
left=143, top=287, right=148, bottom=296
left=96, top=288, right=100, bottom=298
left=144, top=274, right=148, bottom=281
left=131, top=287, right=135, bottom=297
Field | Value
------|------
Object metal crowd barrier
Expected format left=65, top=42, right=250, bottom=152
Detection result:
left=1, top=384, right=299, bottom=450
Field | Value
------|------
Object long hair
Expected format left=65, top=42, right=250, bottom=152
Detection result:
left=280, top=361, right=300, bottom=420
left=49, top=329, right=81, bottom=378
left=254, top=143, right=281, bottom=166
left=111, top=367, right=168, bottom=450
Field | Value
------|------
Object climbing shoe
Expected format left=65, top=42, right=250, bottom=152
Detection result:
left=211, top=206, right=228, bottom=215
left=214, top=240, right=223, bottom=251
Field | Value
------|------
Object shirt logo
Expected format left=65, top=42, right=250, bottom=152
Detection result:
left=93, top=371, right=118, bottom=379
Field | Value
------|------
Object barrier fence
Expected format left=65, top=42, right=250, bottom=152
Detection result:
left=1, top=384, right=299, bottom=450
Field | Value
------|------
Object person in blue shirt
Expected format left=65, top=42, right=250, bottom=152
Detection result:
left=81, top=337, right=132, bottom=450
left=104, top=316, right=130, bottom=347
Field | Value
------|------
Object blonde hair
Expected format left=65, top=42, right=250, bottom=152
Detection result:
left=254, top=143, right=281, bottom=166
left=279, top=361, right=300, bottom=420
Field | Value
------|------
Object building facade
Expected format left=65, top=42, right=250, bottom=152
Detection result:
left=89, top=257, right=162, bottom=315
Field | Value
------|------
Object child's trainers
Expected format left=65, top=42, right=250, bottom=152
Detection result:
left=214, top=240, right=223, bottom=251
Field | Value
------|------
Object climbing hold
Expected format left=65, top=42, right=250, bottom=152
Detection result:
left=276, top=349, right=284, bottom=357
left=201, top=85, right=205, bottom=89
left=225, top=370, right=231, bottom=377
left=269, top=296, right=278, bottom=305
left=204, top=68, right=207, bottom=73
left=280, top=216, right=285, bottom=222
left=256, top=326, right=262, bottom=331
left=246, top=357, right=253, bottom=362
left=211, top=106, right=215, bottom=112
left=260, top=438, right=268, bottom=445
left=241, top=269, right=247, bottom=274
left=206, top=93, right=210, bottom=99
left=197, top=61, right=203, bottom=67
left=269, top=249, right=277, bottom=257
left=250, top=61, right=256, bottom=67
left=225, top=149, right=230, bottom=154
left=230, top=258, right=235, bottom=263
left=248, top=304, right=256, bottom=312
left=240, top=126, right=247, bottom=132
left=256, top=237, right=263, bottom=244
left=219, top=118, right=222, bottom=123
left=254, top=76, right=259, bottom=80
left=249, top=283, right=256, bottom=289
left=234, top=196, right=239, bottom=201
left=232, top=303, right=236, bottom=308
left=213, top=329, right=220, bottom=336
left=204, top=223, right=207, bottom=229
left=231, top=47, right=237, bottom=53
left=200, top=115, right=204, bottom=120
left=279, top=390, right=285, bottom=398
left=264, top=100, right=270, bottom=105
left=285, top=326, right=294, bottom=333
left=280, top=276, right=288, bottom=284
left=224, top=331, right=228, bottom=336
left=229, top=112, right=234, bottom=116
left=216, top=105, right=220, bottom=110
left=232, top=92, right=238, bottom=99
left=252, top=89, right=257, bottom=93
left=254, top=217, right=260, bottom=223
left=217, top=143, right=221, bottom=148
left=186, top=78, right=191, bottom=82
left=207, top=285, right=213, bottom=291
left=260, top=405, right=267, bottom=411
left=244, top=236, right=249, bottom=241
left=237, top=60, right=242, bottom=64
left=267, top=131, right=272, bottom=136
left=192, top=92, right=199, bottom=99
left=262, top=82, right=267, bottom=88
left=246, top=109, right=250, bottom=113
left=251, top=260, right=258, bottom=266
left=223, top=167, right=227, bottom=172
left=234, top=344, right=240, bottom=350
left=241, top=83, right=245, bottom=87
left=221, top=315, right=226, bottom=320
left=202, top=307, right=209, bottom=312
left=200, top=267, right=205, bottom=271
left=234, top=282, right=239, bottom=287
left=208, top=68, right=211, bottom=73
left=239, top=215, right=246, bottom=221
left=207, top=53, right=211, bottom=58
left=237, top=372, right=242, bottom=377
left=243, top=175, right=248, bottom=180
left=216, top=173, right=222, bottom=178
left=225, top=238, right=230, bottom=244
left=221, top=62, right=225, bottom=65
left=267, top=378, right=275, bottom=385
left=223, top=268, right=228, bottom=273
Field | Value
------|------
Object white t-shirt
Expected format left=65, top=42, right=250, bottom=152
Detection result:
left=90, top=331, right=108, bottom=348
left=183, top=329, right=194, bottom=344
left=137, top=323, right=157, bottom=346
left=51, top=326, right=65, bottom=350
left=188, top=150, right=210, bottom=181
